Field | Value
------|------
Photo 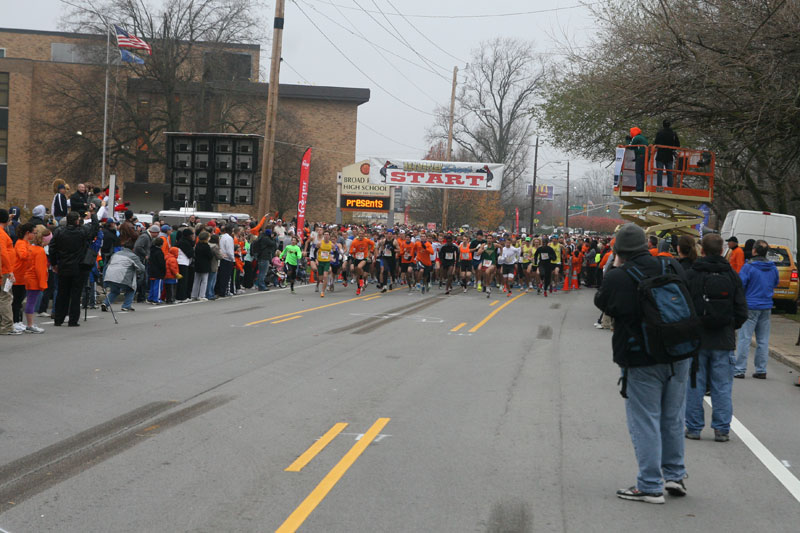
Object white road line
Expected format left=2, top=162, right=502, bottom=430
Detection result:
left=0, top=526, right=13, bottom=533
left=705, top=397, right=800, bottom=503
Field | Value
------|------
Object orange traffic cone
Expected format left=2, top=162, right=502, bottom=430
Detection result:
left=310, top=269, right=316, bottom=283
left=562, top=271, right=571, bottom=291
left=572, top=271, right=580, bottom=289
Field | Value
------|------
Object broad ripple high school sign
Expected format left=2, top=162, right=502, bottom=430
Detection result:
left=369, top=158, right=505, bottom=191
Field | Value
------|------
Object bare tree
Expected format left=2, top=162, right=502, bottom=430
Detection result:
left=33, top=0, right=265, bottom=181
left=429, top=38, right=548, bottom=212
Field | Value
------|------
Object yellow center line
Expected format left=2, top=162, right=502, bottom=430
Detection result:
left=285, top=423, right=348, bottom=472
left=276, top=417, right=390, bottom=533
left=272, top=315, right=302, bottom=324
left=450, top=322, right=467, bottom=332
left=246, top=288, right=401, bottom=326
left=489, top=300, right=499, bottom=307
left=364, top=295, right=382, bottom=301
left=468, top=292, right=526, bottom=333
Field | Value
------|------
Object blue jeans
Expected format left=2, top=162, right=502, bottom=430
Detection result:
left=685, top=349, right=734, bottom=434
left=104, top=281, right=135, bottom=310
left=624, top=358, right=690, bottom=493
left=655, top=159, right=674, bottom=187
left=206, top=271, right=218, bottom=299
left=256, top=259, right=270, bottom=290
left=735, top=308, right=771, bottom=374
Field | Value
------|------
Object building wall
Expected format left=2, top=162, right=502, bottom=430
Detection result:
left=0, top=28, right=364, bottom=221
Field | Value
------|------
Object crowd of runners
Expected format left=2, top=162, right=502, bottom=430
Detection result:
left=1, top=201, right=616, bottom=334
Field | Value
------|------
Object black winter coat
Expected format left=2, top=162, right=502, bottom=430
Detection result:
left=50, top=215, right=99, bottom=276
left=148, top=246, right=167, bottom=279
left=594, top=251, right=687, bottom=368
left=686, top=255, right=748, bottom=350
left=194, top=242, right=213, bottom=274
left=252, top=234, right=277, bottom=262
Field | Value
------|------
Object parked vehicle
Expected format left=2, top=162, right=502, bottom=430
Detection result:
left=721, top=210, right=797, bottom=259
left=766, top=245, right=799, bottom=314
left=157, top=208, right=251, bottom=227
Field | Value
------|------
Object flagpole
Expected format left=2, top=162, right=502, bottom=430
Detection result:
left=101, top=24, right=111, bottom=190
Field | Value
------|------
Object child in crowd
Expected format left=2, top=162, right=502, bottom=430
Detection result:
left=23, top=225, right=51, bottom=333
left=271, top=250, right=285, bottom=288
left=148, top=237, right=167, bottom=304
left=164, top=246, right=179, bottom=304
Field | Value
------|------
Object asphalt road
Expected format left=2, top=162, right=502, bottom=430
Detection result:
left=1, top=280, right=799, bottom=532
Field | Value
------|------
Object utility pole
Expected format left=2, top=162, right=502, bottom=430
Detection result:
left=441, top=66, right=457, bottom=231
left=257, top=0, right=286, bottom=218
left=528, top=136, right=539, bottom=233
left=564, top=161, right=571, bottom=232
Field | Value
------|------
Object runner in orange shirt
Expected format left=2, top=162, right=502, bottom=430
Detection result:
left=397, top=232, right=417, bottom=291
left=349, top=229, right=375, bottom=295
left=415, top=231, right=435, bottom=293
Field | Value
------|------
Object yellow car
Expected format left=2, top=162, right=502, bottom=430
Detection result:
left=766, top=245, right=799, bottom=314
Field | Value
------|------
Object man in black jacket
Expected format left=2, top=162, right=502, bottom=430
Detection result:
left=70, top=183, right=90, bottom=214
left=594, top=224, right=692, bottom=504
left=50, top=206, right=99, bottom=326
left=684, top=234, right=748, bottom=442
left=252, top=229, right=277, bottom=291
left=653, top=120, right=680, bottom=187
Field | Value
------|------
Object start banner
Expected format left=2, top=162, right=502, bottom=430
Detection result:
left=369, top=157, right=504, bottom=191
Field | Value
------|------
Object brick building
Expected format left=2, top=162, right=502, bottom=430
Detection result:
left=0, top=27, right=369, bottom=221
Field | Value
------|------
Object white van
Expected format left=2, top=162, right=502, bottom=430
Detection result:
left=720, top=210, right=797, bottom=258
left=157, top=208, right=251, bottom=227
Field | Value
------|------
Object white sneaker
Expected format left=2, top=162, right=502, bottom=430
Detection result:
left=25, top=325, right=45, bottom=334
left=199, top=297, right=208, bottom=302
left=13, top=322, right=26, bottom=331
left=594, top=322, right=604, bottom=329
left=37, top=312, right=50, bottom=318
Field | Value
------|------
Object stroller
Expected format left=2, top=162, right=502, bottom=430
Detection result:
left=269, top=264, right=287, bottom=288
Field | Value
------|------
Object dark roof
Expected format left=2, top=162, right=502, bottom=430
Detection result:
left=0, top=27, right=260, bottom=51
left=128, top=78, right=371, bottom=105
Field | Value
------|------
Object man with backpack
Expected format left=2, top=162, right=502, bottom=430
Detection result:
left=684, top=234, right=748, bottom=442
left=595, top=223, right=700, bottom=504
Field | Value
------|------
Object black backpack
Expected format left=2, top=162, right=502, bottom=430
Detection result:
left=699, top=271, right=736, bottom=329
left=624, top=259, right=701, bottom=362
left=618, top=259, right=701, bottom=397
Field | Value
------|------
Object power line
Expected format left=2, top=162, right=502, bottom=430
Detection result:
left=302, top=0, right=600, bottom=19
left=384, top=0, right=467, bottom=65
left=282, top=58, right=428, bottom=153
left=304, top=1, right=449, bottom=79
left=291, top=0, right=438, bottom=116
left=348, top=0, right=449, bottom=75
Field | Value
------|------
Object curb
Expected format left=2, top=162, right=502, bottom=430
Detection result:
left=768, top=346, right=800, bottom=374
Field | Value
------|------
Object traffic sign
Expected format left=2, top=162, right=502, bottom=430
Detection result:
left=569, top=205, right=582, bottom=210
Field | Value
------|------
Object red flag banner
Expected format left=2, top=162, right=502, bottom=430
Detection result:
left=296, top=147, right=311, bottom=244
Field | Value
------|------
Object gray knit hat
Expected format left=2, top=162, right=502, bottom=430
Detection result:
left=613, top=224, right=648, bottom=254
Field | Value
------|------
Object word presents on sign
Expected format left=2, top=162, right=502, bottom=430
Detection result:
left=340, top=195, right=388, bottom=212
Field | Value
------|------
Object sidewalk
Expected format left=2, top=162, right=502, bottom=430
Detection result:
left=764, top=315, right=800, bottom=374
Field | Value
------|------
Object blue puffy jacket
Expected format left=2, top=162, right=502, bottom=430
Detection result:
left=739, top=257, right=779, bottom=310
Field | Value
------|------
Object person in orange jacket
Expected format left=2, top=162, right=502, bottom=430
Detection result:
left=571, top=249, right=584, bottom=288
left=11, top=223, right=34, bottom=329
left=164, top=247, right=180, bottom=304
left=23, top=225, right=51, bottom=333
left=726, top=236, right=745, bottom=273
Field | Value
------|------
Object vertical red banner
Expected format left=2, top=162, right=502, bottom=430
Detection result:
left=515, top=207, right=519, bottom=234
left=296, top=147, right=311, bottom=244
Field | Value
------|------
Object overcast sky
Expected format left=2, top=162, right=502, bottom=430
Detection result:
left=5, top=0, right=605, bottom=189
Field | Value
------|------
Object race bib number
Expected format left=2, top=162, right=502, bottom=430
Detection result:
left=523, top=253, right=531, bottom=260
left=540, top=253, right=549, bottom=260
left=444, top=252, right=454, bottom=260
left=355, top=252, right=365, bottom=260
left=319, top=251, right=330, bottom=260
left=482, top=259, right=493, bottom=268
left=404, top=252, right=411, bottom=260
left=461, top=252, right=470, bottom=260
left=384, top=248, right=393, bottom=257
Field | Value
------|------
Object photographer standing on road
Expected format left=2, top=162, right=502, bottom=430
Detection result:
left=595, top=223, right=696, bottom=504
left=49, top=204, right=99, bottom=327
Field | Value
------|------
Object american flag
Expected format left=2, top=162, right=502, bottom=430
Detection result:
left=114, top=25, right=151, bottom=55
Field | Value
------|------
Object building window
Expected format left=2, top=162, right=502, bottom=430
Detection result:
left=203, top=51, right=252, bottom=81
left=0, top=49, right=6, bottom=59
left=0, top=72, right=8, bottom=107
left=51, top=43, right=105, bottom=64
